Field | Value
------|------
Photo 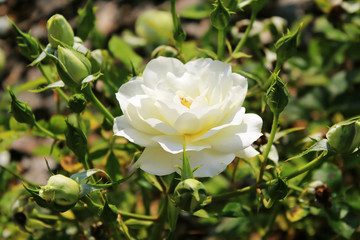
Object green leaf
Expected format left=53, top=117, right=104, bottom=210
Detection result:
left=79, top=183, right=105, bottom=197
left=29, top=80, right=65, bottom=93
left=221, top=202, right=247, bottom=217
left=124, top=219, right=153, bottom=229
left=108, top=36, right=142, bottom=70
left=312, top=162, right=342, bottom=192
left=100, top=198, right=118, bottom=223
left=105, top=151, right=123, bottom=182
left=71, top=169, right=110, bottom=183
left=327, top=202, right=358, bottom=239
left=77, top=0, right=96, bottom=41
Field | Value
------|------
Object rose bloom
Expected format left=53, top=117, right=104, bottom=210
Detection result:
left=114, top=57, right=263, bottom=177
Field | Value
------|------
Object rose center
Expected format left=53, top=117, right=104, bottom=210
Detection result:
left=177, top=91, right=193, bottom=108
left=180, top=96, right=192, bottom=108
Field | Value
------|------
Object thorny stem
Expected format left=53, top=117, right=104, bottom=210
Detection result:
left=218, top=29, right=225, bottom=59
left=34, top=121, right=62, bottom=141
left=257, top=113, right=279, bottom=184
left=81, top=84, right=114, bottom=125
left=226, top=11, right=256, bottom=63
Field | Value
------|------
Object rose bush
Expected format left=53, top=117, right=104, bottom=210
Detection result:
left=113, top=57, right=263, bottom=177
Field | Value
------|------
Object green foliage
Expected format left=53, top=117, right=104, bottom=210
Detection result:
left=2, top=2, right=360, bottom=239
left=76, top=0, right=96, bottom=41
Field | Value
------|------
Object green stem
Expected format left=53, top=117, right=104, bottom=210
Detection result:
left=226, top=11, right=256, bottom=63
left=0, top=164, right=37, bottom=186
left=81, top=84, right=114, bottom=125
left=212, top=151, right=327, bottom=202
left=34, top=121, right=62, bottom=141
left=257, top=113, right=279, bottom=183
left=170, top=0, right=177, bottom=27
left=120, top=211, right=158, bottom=221
left=149, top=196, right=168, bottom=240
left=38, top=64, right=69, bottom=102
left=284, top=151, right=327, bottom=180
left=218, top=29, right=225, bottom=59
left=231, top=158, right=240, bottom=190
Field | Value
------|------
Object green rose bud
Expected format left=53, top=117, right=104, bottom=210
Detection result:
left=68, top=93, right=87, bottom=113
left=135, top=10, right=173, bottom=44
left=9, top=88, right=35, bottom=126
left=275, top=23, right=302, bottom=66
left=57, top=46, right=92, bottom=88
left=210, top=0, right=232, bottom=30
left=65, top=121, right=87, bottom=158
left=173, top=179, right=207, bottom=213
left=9, top=18, right=39, bottom=61
left=267, top=178, right=288, bottom=201
left=266, top=74, right=289, bottom=115
left=39, top=174, right=80, bottom=207
left=47, top=14, right=74, bottom=48
left=151, top=45, right=178, bottom=58
left=326, top=119, right=360, bottom=154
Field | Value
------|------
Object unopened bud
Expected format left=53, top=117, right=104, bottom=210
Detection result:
left=68, top=93, right=87, bottom=113
left=9, top=18, right=39, bottom=61
left=9, top=89, right=35, bottom=126
left=47, top=14, right=74, bottom=48
left=39, top=174, right=80, bottom=207
left=275, top=24, right=302, bottom=65
left=173, top=179, right=207, bottom=213
left=210, top=0, right=231, bottom=30
left=267, top=177, right=288, bottom=201
left=57, top=46, right=92, bottom=87
left=326, top=119, right=360, bottom=154
left=266, top=74, right=289, bottom=115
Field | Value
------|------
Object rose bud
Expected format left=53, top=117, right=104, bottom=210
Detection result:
left=326, top=119, right=360, bottom=154
left=68, top=93, right=87, bottom=113
left=210, top=0, right=231, bottom=30
left=267, top=177, right=288, bottom=201
left=39, top=174, right=80, bottom=207
left=173, top=179, right=207, bottom=213
left=266, top=74, right=289, bottom=115
left=56, top=46, right=92, bottom=88
left=47, top=14, right=74, bottom=48
left=9, top=88, right=35, bottom=126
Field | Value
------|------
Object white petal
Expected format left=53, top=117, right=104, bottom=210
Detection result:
left=197, top=107, right=245, bottom=140
left=236, top=146, right=260, bottom=158
left=186, top=149, right=236, bottom=178
left=143, top=57, right=185, bottom=88
left=136, top=147, right=182, bottom=176
left=174, top=112, right=201, bottom=134
left=152, top=135, right=211, bottom=154
left=260, top=144, right=279, bottom=164
left=117, top=78, right=145, bottom=99
left=242, top=113, right=263, bottom=132
left=113, top=116, right=157, bottom=147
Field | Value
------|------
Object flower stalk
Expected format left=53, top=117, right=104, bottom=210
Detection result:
left=257, top=113, right=279, bottom=183
left=81, top=83, right=114, bottom=125
left=226, top=11, right=256, bottom=62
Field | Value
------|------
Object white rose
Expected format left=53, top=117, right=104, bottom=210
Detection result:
left=113, top=57, right=263, bottom=177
